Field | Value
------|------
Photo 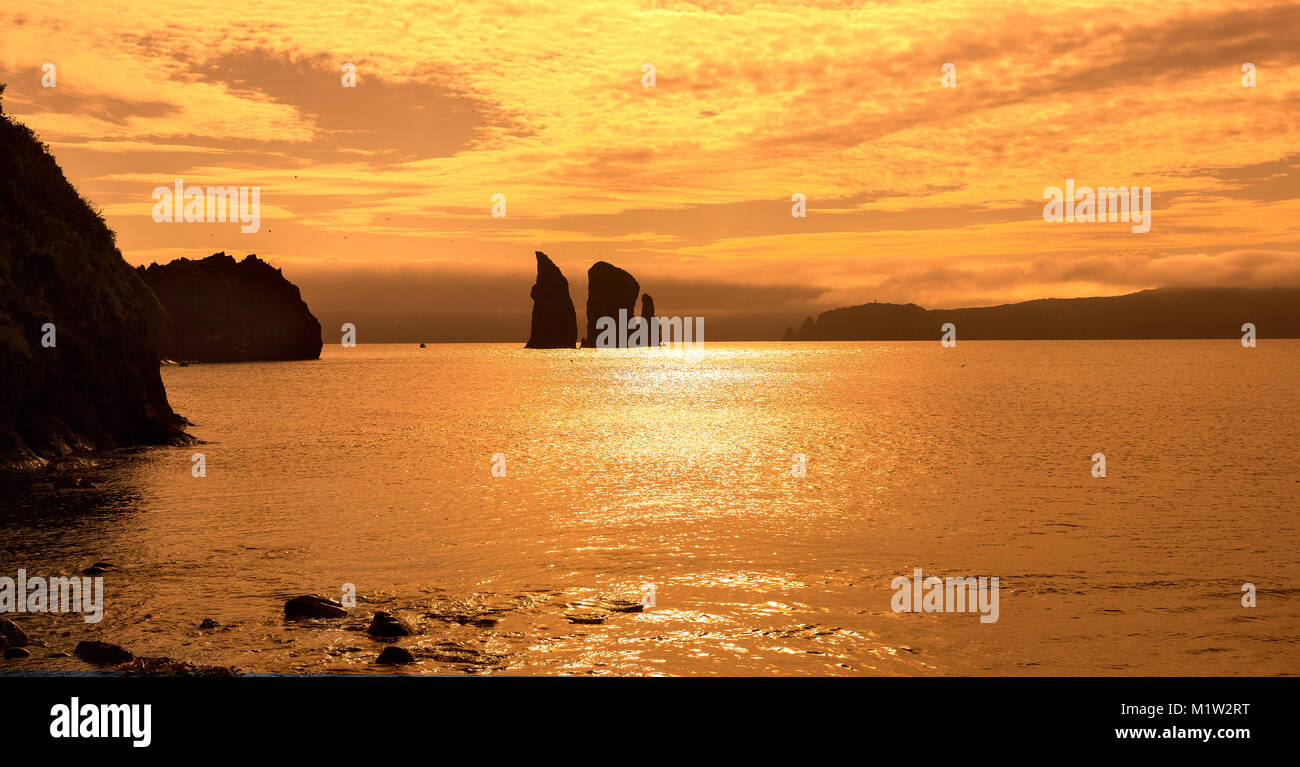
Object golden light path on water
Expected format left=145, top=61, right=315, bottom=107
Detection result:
left=1, top=341, right=1296, bottom=675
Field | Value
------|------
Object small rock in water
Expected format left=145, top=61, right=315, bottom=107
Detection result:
left=603, top=599, right=644, bottom=614
left=284, top=595, right=348, bottom=619
left=367, top=611, right=416, bottom=637
left=123, top=657, right=236, bottom=677
left=199, top=618, right=220, bottom=629
left=566, top=613, right=606, bottom=625
left=0, top=618, right=30, bottom=648
left=375, top=646, right=415, bottom=665
left=449, top=614, right=499, bottom=628
left=3, top=647, right=30, bottom=659
left=425, top=641, right=501, bottom=668
left=74, top=640, right=134, bottom=665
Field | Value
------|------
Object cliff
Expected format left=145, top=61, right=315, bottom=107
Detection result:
left=783, top=288, right=1300, bottom=340
left=0, top=84, right=185, bottom=468
left=581, top=261, right=640, bottom=348
left=524, top=251, right=577, bottom=348
left=137, top=253, right=323, bottom=362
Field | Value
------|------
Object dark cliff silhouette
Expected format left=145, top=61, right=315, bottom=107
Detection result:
left=137, top=253, right=323, bottom=362
left=0, top=84, right=185, bottom=468
left=640, top=293, right=658, bottom=347
left=782, top=287, right=1300, bottom=340
left=582, top=261, right=640, bottom=347
left=524, top=251, right=577, bottom=348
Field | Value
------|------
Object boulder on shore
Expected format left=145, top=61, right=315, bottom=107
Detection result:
left=375, top=646, right=415, bottom=665
left=524, top=251, right=578, bottom=349
left=74, top=640, right=134, bottom=665
left=0, top=618, right=29, bottom=648
left=367, top=611, right=416, bottom=637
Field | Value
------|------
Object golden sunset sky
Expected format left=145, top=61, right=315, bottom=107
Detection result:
left=2, top=0, right=1297, bottom=339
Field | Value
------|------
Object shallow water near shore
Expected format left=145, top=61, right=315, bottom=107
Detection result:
left=2, top=341, right=1298, bottom=675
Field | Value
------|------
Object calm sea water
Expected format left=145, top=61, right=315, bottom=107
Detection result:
left=3, top=341, right=1298, bottom=675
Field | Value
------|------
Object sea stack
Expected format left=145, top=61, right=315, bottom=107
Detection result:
left=639, top=294, right=657, bottom=348
left=137, top=253, right=322, bottom=362
left=582, top=261, right=640, bottom=347
left=0, top=84, right=186, bottom=468
left=524, top=251, right=578, bottom=348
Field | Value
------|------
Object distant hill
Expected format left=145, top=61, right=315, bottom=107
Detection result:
left=782, top=287, right=1300, bottom=341
left=137, top=253, right=322, bottom=362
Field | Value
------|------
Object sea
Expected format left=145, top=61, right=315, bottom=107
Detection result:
left=2, top=341, right=1297, bottom=675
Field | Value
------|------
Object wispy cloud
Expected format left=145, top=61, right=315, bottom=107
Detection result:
left=1, top=0, right=1295, bottom=332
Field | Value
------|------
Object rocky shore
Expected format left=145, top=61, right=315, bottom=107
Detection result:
left=2, top=577, right=657, bottom=675
left=0, top=594, right=234, bottom=676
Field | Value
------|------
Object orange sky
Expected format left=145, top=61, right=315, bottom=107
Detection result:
left=1, top=1, right=1297, bottom=339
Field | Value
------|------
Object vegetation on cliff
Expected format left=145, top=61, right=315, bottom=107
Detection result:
left=0, top=84, right=185, bottom=468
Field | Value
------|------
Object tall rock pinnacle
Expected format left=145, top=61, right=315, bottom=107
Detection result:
left=525, top=251, right=578, bottom=348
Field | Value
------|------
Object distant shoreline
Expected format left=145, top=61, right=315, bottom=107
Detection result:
left=305, top=286, right=1300, bottom=345
left=781, top=286, right=1300, bottom=342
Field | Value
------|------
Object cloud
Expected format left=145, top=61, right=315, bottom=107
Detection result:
left=0, top=0, right=1295, bottom=333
